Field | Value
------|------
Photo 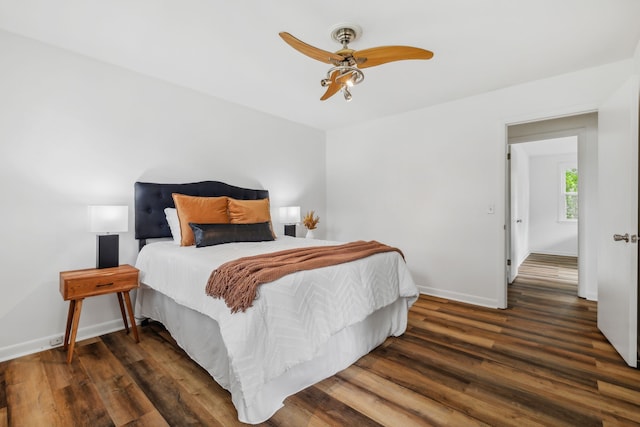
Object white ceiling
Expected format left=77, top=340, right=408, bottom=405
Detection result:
left=1, top=0, right=639, bottom=131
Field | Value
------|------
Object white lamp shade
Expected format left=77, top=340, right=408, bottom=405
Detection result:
left=89, top=205, right=128, bottom=233
left=279, top=206, right=300, bottom=224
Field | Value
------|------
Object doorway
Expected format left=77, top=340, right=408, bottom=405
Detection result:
left=510, top=136, right=578, bottom=286
left=506, top=112, right=598, bottom=303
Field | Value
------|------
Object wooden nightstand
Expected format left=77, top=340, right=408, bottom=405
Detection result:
left=59, top=264, right=140, bottom=363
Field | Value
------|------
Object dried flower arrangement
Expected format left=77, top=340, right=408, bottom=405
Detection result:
left=302, top=210, right=320, bottom=230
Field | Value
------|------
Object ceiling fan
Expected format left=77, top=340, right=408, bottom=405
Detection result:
left=279, top=24, right=434, bottom=102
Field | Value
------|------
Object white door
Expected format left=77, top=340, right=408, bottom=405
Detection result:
left=597, top=75, right=639, bottom=367
left=507, top=144, right=514, bottom=283
left=508, top=144, right=527, bottom=283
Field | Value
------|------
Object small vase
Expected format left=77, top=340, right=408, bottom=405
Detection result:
left=305, top=229, right=315, bottom=239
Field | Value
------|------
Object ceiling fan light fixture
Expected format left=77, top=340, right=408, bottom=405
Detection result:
left=325, top=66, right=364, bottom=86
left=342, top=87, right=352, bottom=102
left=322, top=65, right=363, bottom=101
left=347, top=71, right=361, bottom=87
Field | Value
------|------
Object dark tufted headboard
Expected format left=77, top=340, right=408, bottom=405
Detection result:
left=134, top=181, right=270, bottom=249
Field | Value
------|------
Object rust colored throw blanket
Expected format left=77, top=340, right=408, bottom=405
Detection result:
left=206, top=240, right=404, bottom=313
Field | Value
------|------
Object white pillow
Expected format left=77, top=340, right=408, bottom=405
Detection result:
left=164, top=207, right=181, bottom=244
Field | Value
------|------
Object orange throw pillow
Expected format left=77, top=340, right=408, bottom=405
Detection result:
left=172, top=194, right=229, bottom=246
left=228, top=198, right=275, bottom=237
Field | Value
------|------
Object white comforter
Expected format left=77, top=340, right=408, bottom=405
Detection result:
left=135, top=237, right=418, bottom=418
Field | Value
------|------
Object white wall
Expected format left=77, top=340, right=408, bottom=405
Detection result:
left=0, top=30, right=326, bottom=361
left=529, top=153, right=578, bottom=256
left=326, top=59, right=633, bottom=308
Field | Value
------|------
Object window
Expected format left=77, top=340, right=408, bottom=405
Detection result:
left=560, top=163, right=578, bottom=221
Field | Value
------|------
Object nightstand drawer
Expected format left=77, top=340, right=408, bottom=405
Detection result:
left=60, top=265, right=139, bottom=300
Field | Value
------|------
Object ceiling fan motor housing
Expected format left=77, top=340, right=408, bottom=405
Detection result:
left=330, top=23, right=362, bottom=46
left=334, top=28, right=355, bottom=46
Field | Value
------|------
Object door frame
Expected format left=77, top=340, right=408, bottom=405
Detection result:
left=500, top=108, right=599, bottom=308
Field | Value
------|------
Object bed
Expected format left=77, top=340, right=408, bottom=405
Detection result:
left=133, top=180, right=419, bottom=424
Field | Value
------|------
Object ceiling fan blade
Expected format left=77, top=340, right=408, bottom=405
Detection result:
left=320, top=70, right=343, bottom=101
left=279, top=32, right=345, bottom=64
left=353, top=46, right=434, bottom=69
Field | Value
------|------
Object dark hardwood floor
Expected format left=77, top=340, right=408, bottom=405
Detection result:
left=2, top=254, right=640, bottom=426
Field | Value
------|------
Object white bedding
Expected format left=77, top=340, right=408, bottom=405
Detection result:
left=135, top=236, right=418, bottom=423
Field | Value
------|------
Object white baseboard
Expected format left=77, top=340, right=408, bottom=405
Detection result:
left=417, top=286, right=500, bottom=309
left=585, top=291, right=598, bottom=301
left=517, top=250, right=531, bottom=267
left=529, top=249, right=578, bottom=257
left=0, top=319, right=139, bottom=363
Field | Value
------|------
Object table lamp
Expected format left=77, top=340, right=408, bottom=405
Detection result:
left=89, top=205, right=128, bottom=268
left=279, top=206, right=300, bottom=237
